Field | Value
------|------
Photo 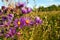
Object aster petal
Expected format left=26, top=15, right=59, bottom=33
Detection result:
left=27, top=7, right=32, bottom=13
left=21, top=7, right=27, bottom=14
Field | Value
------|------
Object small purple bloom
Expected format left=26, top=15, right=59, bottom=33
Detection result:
left=13, top=17, right=25, bottom=28
left=5, top=33, right=10, bottom=38
left=21, top=7, right=32, bottom=14
left=1, top=14, right=14, bottom=26
left=20, top=17, right=34, bottom=26
left=5, top=21, right=11, bottom=26
left=35, top=16, right=42, bottom=24
left=21, top=7, right=27, bottom=14
left=13, top=17, right=34, bottom=28
left=16, top=2, right=25, bottom=8
left=13, top=18, right=19, bottom=28
left=9, top=28, right=16, bottom=35
left=7, top=14, right=14, bottom=22
left=8, top=14, right=13, bottom=17
left=2, top=16, right=8, bottom=21
left=27, top=7, right=32, bottom=13
left=5, top=28, right=16, bottom=38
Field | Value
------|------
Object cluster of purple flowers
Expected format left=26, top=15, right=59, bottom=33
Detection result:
left=0, top=2, right=42, bottom=38
left=15, top=2, right=32, bottom=14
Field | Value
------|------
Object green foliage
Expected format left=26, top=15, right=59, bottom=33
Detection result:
left=38, top=5, right=60, bottom=11
left=28, top=11, right=60, bottom=40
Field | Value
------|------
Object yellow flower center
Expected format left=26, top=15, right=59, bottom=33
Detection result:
left=26, top=20, right=30, bottom=24
left=18, top=21, right=20, bottom=25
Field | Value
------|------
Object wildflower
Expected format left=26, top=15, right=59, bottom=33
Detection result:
left=21, top=17, right=34, bottom=26
left=35, top=16, right=42, bottom=24
left=13, top=18, right=25, bottom=28
left=21, top=7, right=32, bottom=14
left=2, top=16, right=8, bottom=21
left=21, top=7, right=27, bottom=14
left=5, top=28, right=16, bottom=38
left=8, top=14, right=14, bottom=18
left=25, top=17, right=31, bottom=25
left=25, top=20, right=30, bottom=24
left=9, top=28, right=16, bottom=35
left=5, top=21, right=11, bottom=26
left=13, top=18, right=19, bottom=28
left=27, top=7, right=32, bottom=13
left=19, top=17, right=27, bottom=27
left=13, top=17, right=34, bottom=28
left=5, top=33, right=10, bottom=38
left=7, top=14, right=14, bottom=22
left=13, top=17, right=25, bottom=28
left=15, top=2, right=25, bottom=8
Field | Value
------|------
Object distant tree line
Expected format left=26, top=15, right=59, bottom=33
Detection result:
left=38, top=5, right=60, bottom=11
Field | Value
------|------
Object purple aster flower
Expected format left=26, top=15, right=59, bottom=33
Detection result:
left=8, top=14, right=14, bottom=17
left=20, top=17, right=34, bottom=26
left=15, top=2, right=25, bottom=8
left=5, top=33, right=10, bottom=38
left=21, top=7, right=32, bottom=14
left=5, top=28, right=16, bottom=38
left=24, top=17, right=32, bottom=25
left=35, top=16, right=42, bottom=24
left=27, top=7, right=32, bottom=13
left=13, top=17, right=25, bottom=28
left=9, top=28, right=16, bottom=35
left=1, top=14, right=14, bottom=27
left=5, top=21, right=11, bottom=26
left=2, top=16, right=8, bottom=21
left=13, top=18, right=19, bottom=28
left=7, top=14, right=14, bottom=22
left=21, top=7, right=27, bottom=14
left=13, top=17, right=34, bottom=28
